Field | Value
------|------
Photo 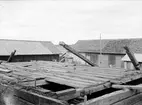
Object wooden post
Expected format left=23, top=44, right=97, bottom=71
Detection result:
left=123, top=46, right=140, bottom=70
left=7, top=50, right=16, bottom=62
left=59, top=42, right=98, bottom=67
left=84, top=95, right=87, bottom=105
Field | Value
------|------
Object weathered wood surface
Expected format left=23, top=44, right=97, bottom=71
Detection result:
left=0, top=61, right=141, bottom=89
left=113, top=92, right=142, bottom=105
left=1, top=61, right=142, bottom=104
left=0, top=84, right=67, bottom=105
left=78, top=89, right=142, bottom=105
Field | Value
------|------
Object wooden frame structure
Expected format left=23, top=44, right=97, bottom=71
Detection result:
left=0, top=61, right=142, bottom=105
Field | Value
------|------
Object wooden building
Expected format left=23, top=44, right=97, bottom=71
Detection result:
left=122, top=53, right=142, bottom=70
left=57, top=38, right=142, bottom=68
left=0, top=39, right=60, bottom=62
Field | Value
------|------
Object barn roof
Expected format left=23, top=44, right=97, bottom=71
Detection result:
left=0, top=39, right=60, bottom=55
left=72, top=38, right=142, bottom=54
left=40, top=41, right=61, bottom=54
left=72, top=39, right=110, bottom=53
left=56, top=45, right=68, bottom=54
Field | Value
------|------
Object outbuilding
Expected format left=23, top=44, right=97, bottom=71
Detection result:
left=0, top=39, right=60, bottom=62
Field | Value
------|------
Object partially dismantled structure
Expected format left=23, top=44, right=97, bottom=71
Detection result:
left=0, top=44, right=142, bottom=105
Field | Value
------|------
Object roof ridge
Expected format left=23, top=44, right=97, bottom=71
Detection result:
left=0, top=38, right=51, bottom=43
left=77, top=38, right=142, bottom=42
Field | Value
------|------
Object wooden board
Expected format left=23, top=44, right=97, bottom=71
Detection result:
left=78, top=89, right=142, bottom=105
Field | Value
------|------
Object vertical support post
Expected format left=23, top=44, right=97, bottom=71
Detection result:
left=84, top=95, right=87, bottom=105
left=35, top=79, right=36, bottom=88
left=99, top=33, right=102, bottom=67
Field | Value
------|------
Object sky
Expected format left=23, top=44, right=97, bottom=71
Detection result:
left=0, top=0, right=142, bottom=44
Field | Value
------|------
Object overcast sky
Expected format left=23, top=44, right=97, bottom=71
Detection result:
left=0, top=0, right=142, bottom=44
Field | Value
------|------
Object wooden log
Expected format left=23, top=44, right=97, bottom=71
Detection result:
left=7, top=50, right=16, bottom=62
left=124, top=46, right=140, bottom=70
left=112, top=84, right=142, bottom=90
left=59, top=42, right=98, bottom=67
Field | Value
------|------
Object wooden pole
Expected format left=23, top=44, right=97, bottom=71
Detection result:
left=123, top=46, right=140, bottom=70
left=59, top=42, right=98, bottom=67
left=112, top=84, right=142, bottom=90
left=7, top=50, right=16, bottom=62
left=99, top=33, right=102, bottom=67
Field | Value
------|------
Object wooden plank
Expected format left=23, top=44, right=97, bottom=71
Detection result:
left=13, top=86, right=68, bottom=105
left=76, top=69, right=123, bottom=76
left=50, top=74, right=100, bottom=84
left=72, top=71, right=116, bottom=80
left=21, top=80, right=48, bottom=87
left=78, top=89, right=141, bottom=105
left=113, top=92, right=142, bottom=105
left=74, top=71, right=120, bottom=79
left=56, top=88, right=76, bottom=96
left=34, top=87, right=51, bottom=93
left=13, top=96, right=35, bottom=105
left=45, top=77, right=89, bottom=88
left=3, top=62, right=131, bottom=82
left=111, top=72, right=142, bottom=84
left=31, top=72, right=98, bottom=87
left=58, top=82, right=111, bottom=101
left=39, top=64, right=125, bottom=75
left=52, top=71, right=109, bottom=82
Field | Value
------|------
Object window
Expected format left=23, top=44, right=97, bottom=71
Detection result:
left=108, top=55, right=116, bottom=67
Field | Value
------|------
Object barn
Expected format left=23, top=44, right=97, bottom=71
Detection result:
left=0, top=39, right=60, bottom=62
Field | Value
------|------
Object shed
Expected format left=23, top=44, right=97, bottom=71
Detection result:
left=122, top=53, right=142, bottom=70
left=0, top=39, right=60, bottom=62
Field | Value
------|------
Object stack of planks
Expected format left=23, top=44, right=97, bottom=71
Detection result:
left=0, top=61, right=142, bottom=105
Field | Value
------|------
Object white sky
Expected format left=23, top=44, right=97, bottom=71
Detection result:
left=0, top=0, right=142, bottom=44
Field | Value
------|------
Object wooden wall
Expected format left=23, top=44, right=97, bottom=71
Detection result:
left=66, top=52, right=125, bottom=68
left=0, top=54, right=59, bottom=62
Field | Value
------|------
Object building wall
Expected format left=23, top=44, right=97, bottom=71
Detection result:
left=124, top=61, right=142, bottom=70
left=0, top=54, right=59, bottom=62
left=64, top=51, right=125, bottom=68
left=83, top=53, right=124, bottom=68
left=113, top=55, right=125, bottom=68
left=99, top=54, right=108, bottom=67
